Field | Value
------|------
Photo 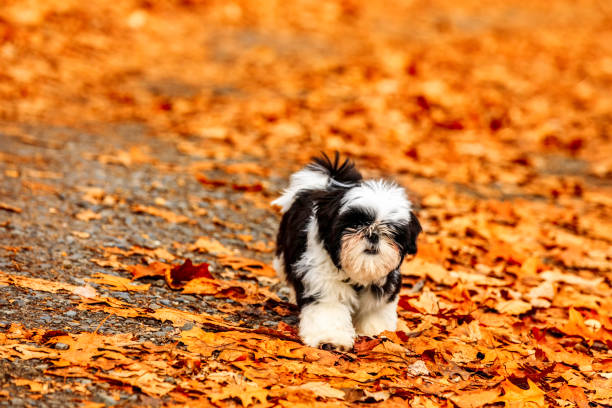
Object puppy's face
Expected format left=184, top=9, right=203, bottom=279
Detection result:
left=334, top=181, right=422, bottom=285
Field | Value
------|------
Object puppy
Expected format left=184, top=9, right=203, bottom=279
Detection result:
left=273, top=153, right=422, bottom=349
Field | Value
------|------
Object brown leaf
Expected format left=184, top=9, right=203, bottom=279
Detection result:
left=0, top=201, right=22, bottom=213
left=354, top=337, right=382, bottom=353
left=196, top=174, right=228, bottom=187
left=165, top=259, right=212, bottom=289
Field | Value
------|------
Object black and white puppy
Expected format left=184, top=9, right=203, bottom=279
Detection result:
left=273, top=153, right=422, bottom=349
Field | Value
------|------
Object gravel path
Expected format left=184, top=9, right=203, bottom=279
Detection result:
left=0, top=124, right=289, bottom=407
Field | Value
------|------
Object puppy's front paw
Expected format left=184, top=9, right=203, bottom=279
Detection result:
left=355, top=312, right=397, bottom=337
left=299, top=302, right=356, bottom=350
left=300, top=325, right=356, bottom=350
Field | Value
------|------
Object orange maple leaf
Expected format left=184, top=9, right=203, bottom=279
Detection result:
left=496, top=379, right=546, bottom=408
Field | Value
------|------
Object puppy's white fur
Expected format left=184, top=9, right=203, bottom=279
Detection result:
left=341, top=180, right=412, bottom=222
left=272, top=168, right=329, bottom=213
left=354, top=290, right=399, bottom=336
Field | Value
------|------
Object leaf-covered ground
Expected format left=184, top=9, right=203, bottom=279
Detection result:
left=1, top=1, right=611, bottom=407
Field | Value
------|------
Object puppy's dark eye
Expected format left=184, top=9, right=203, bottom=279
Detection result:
left=344, top=225, right=361, bottom=233
left=339, top=207, right=375, bottom=232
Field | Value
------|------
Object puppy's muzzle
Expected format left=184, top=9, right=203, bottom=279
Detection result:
left=364, top=227, right=380, bottom=254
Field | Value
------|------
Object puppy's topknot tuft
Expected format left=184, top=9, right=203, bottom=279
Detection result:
left=308, top=152, right=363, bottom=186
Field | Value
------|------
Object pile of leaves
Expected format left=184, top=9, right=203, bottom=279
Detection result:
left=1, top=0, right=611, bottom=406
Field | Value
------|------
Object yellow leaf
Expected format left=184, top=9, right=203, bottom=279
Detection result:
left=496, top=379, right=546, bottom=408
left=86, top=272, right=150, bottom=292
left=209, top=383, right=269, bottom=407
left=13, top=378, right=50, bottom=393
left=293, top=382, right=345, bottom=400
left=189, top=237, right=235, bottom=255
left=131, top=204, right=191, bottom=224
left=496, top=299, right=532, bottom=315
left=75, top=209, right=101, bottom=221
left=451, top=389, right=500, bottom=408
left=410, top=290, right=440, bottom=314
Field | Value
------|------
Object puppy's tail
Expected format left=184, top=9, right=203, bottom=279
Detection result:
left=272, top=152, right=363, bottom=213
left=308, top=152, right=363, bottom=186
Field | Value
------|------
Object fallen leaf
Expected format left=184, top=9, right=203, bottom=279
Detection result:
left=0, top=201, right=22, bottom=213
left=128, top=262, right=171, bottom=280
left=189, top=237, right=235, bottom=255
left=496, top=299, right=533, bottom=315
left=401, top=259, right=455, bottom=285
left=451, top=389, right=500, bottom=408
left=12, top=378, right=50, bottom=393
left=293, top=382, right=345, bottom=400
left=409, top=290, right=440, bottom=314
left=560, top=308, right=611, bottom=344
left=406, top=360, right=429, bottom=377
left=196, top=174, right=228, bottom=187
left=0, top=270, right=98, bottom=298
left=496, top=379, right=546, bottom=408
left=540, top=270, right=603, bottom=288
left=344, top=388, right=390, bottom=402
left=86, top=273, right=151, bottom=292
left=217, top=254, right=276, bottom=278
left=166, top=259, right=212, bottom=289
left=131, top=204, right=191, bottom=224
left=98, top=370, right=174, bottom=397
left=526, top=281, right=555, bottom=303
left=72, top=285, right=99, bottom=299
left=90, top=256, right=130, bottom=270
left=246, top=240, right=275, bottom=253
left=209, top=382, right=269, bottom=406
left=75, top=209, right=101, bottom=221
left=71, top=231, right=91, bottom=239
left=557, top=384, right=588, bottom=408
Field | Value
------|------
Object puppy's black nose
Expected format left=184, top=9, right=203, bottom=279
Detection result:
left=366, top=233, right=379, bottom=244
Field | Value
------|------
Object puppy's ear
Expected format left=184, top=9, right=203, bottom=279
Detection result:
left=314, top=191, right=346, bottom=268
left=404, top=211, right=422, bottom=255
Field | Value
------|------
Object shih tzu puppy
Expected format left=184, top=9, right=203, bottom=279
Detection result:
left=273, top=153, right=422, bottom=350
